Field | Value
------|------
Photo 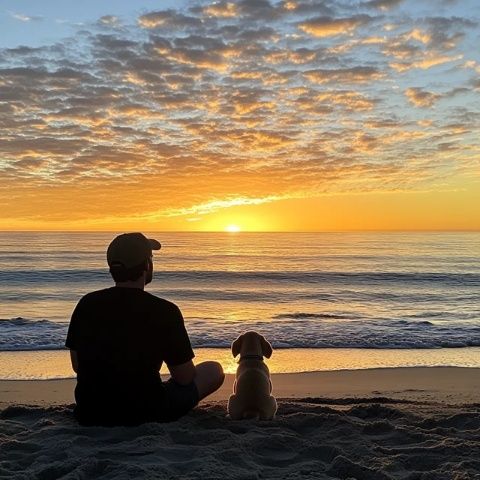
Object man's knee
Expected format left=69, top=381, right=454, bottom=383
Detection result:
left=211, top=361, right=225, bottom=388
left=203, top=361, right=225, bottom=386
left=195, top=361, right=225, bottom=396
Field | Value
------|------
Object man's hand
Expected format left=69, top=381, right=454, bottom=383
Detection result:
left=167, top=360, right=196, bottom=385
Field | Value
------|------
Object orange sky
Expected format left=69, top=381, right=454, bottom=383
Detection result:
left=1, top=0, right=479, bottom=231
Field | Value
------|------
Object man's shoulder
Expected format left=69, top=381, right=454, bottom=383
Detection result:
left=78, top=287, right=115, bottom=303
left=142, top=291, right=180, bottom=313
left=76, top=288, right=181, bottom=317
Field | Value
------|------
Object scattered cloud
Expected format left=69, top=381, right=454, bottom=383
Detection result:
left=98, top=15, right=121, bottom=27
left=364, top=0, right=404, bottom=11
left=9, top=12, right=43, bottom=22
left=304, top=67, right=384, bottom=84
left=160, top=195, right=286, bottom=217
left=0, top=0, right=479, bottom=224
left=138, top=10, right=202, bottom=29
left=405, top=87, right=441, bottom=107
left=203, top=2, right=239, bottom=18
left=390, top=53, right=463, bottom=72
left=298, top=15, right=371, bottom=37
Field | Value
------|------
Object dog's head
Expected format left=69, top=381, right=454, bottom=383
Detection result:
left=231, top=331, right=273, bottom=359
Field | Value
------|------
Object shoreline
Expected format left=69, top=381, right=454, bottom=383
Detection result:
left=2, top=366, right=479, bottom=408
left=2, top=346, right=480, bottom=380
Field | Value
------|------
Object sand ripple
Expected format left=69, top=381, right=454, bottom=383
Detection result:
left=1, top=399, right=479, bottom=479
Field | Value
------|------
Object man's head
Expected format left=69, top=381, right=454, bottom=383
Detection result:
left=107, top=232, right=161, bottom=285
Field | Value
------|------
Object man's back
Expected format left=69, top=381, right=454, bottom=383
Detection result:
left=66, top=286, right=194, bottom=425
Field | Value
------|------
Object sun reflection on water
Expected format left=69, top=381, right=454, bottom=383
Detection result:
left=1, top=347, right=479, bottom=380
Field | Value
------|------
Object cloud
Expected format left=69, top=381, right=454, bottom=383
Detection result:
left=298, top=15, right=371, bottom=37
left=98, top=15, right=121, bottom=27
left=364, top=0, right=404, bottom=10
left=10, top=12, right=43, bottom=22
left=138, top=10, right=202, bottom=29
left=304, top=67, right=384, bottom=84
left=233, top=0, right=280, bottom=20
left=203, top=2, right=239, bottom=18
left=0, top=1, right=478, bottom=225
left=390, top=53, right=463, bottom=71
left=463, top=60, right=480, bottom=74
left=160, top=195, right=285, bottom=217
left=380, top=15, right=475, bottom=72
left=405, top=87, right=442, bottom=107
left=315, top=91, right=378, bottom=111
left=424, top=16, right=476, bottom=49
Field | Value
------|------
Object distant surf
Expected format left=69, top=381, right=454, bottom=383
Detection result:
left=1, top=315, right=479, bottom=351
left=1, top=232, right=479, bottom=353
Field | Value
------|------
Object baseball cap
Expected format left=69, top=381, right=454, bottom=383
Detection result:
left=107, top=232, right=161, bottom=269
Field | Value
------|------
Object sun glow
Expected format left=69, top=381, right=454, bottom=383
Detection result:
left=225, top=224, right=241, bottom=232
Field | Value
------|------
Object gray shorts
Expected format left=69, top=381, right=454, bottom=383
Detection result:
left=162, top=378, right=200, bottom=421
left=73, top=379, right=199, bottom=426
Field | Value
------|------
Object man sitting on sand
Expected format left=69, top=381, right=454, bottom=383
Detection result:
left=65, top=232, right=224, bottom=426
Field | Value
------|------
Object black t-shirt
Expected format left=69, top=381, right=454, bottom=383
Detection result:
left=65, top=287, right=194, bottom=425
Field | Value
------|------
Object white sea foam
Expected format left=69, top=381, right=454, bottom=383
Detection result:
left=1, top=315, right=479, bottom=351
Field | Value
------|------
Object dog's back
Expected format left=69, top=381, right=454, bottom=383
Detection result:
left=227, top=332, right=277, bottom=420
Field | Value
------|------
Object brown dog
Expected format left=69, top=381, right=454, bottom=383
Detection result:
left=227, top=331, right=277, bottom=420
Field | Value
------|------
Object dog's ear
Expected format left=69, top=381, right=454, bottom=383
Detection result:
left=231, top=335, right=243, bottom=358
left=260, top=335, right=273, bottom=359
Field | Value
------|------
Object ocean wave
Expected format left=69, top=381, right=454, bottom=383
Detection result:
left=1, top=316, right=479, bottom=352
left=3, top=288, right=470, bottom=305
left=0, top=318, right=69, bottom=351
left=273, top=312, right=363, bottom=320
left=1, top=269, right=480, bottom=286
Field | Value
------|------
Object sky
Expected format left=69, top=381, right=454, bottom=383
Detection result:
left=0, top=0, right=479, bottom=231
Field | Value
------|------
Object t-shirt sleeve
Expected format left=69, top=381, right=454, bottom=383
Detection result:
left=162, top=305, right=195, bottom=366
left=65, top=297, right=86, bottom=350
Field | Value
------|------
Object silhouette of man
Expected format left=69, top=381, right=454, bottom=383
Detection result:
left=66, top=232, right=224, bottom=425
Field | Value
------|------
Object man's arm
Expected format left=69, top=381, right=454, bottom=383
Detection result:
left=66, top=296, right=86, bottom=368
left=162, top=304, right=196, bottom=384
left=70, top=350, right=79, bottom=373
left=167, top=360, right=196, bottom=385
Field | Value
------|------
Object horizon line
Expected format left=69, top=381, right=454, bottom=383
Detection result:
left=0, top=229, right=479, bottom=234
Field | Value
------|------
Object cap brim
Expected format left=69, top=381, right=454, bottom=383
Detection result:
left=149, top=239, right=161, bottom=250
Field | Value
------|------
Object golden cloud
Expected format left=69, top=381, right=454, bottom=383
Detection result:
left=203, top=2, right=238, bottom=18
left=315, top=91, right=377, bottom=111
left=299, top=16, right=370, bottom=37
left=390, top=53, right=463, bottom=72
left=305, top=67, right=383, bottom=84
left=405, top=87, right=441, bottom=108
left=405, top=28, right=432, bottom=45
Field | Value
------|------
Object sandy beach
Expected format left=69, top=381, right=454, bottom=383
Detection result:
left=1, top=367, right=479, bottom=407
left=1, top=367, right=479, bottom=479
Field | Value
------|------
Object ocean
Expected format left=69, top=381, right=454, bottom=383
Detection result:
left=1, top=231, right=479, bottom=378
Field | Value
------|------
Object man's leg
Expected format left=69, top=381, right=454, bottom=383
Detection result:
left=194, top=361, right=225, bottom=400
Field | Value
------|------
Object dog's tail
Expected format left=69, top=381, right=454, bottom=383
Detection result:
left=242, top=410, right=260, bottom=420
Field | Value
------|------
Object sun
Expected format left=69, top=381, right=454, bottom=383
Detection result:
left=225, top=224, right=241, bottom=232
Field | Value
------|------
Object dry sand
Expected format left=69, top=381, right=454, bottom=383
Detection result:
left=1, top=367, right=479, bottom=479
